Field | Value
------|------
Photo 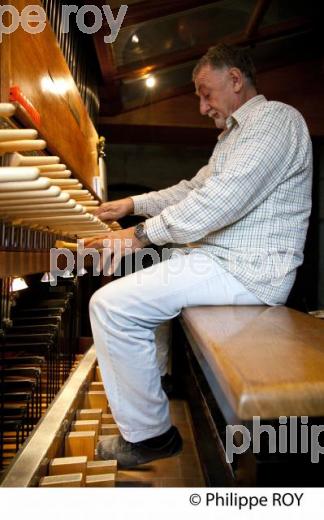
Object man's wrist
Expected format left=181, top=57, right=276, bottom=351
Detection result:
left=130, top=194, right=150, bottom=216
left=134, top=222, right=151, bottom=246
left=126, top=197, right=135, bottom=214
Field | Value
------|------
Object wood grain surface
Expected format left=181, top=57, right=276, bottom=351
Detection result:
left=181, top=306, right=324, bottom=420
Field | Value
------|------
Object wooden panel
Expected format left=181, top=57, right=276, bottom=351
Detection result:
left=0, top=0, right=99, bottom=192
left=181, top=306, right=324, bottom=420
left=100, top=93, right=213, bottom=128
left=0, top=251, right=51, bottom=277
left=0, top=249, right=97, bottom=278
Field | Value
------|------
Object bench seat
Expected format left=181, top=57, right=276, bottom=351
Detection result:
left=180, top=306, right=324, bottom=423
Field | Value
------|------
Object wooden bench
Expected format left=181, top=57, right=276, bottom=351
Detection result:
left=176, top=305, right=324, bottom=486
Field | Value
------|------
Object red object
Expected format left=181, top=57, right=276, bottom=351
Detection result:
left=9, top=86, right=41, bottom=126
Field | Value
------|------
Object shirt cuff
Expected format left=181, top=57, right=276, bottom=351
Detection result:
left=145, top=215, right=173, bottom=245
left=131, top=194, right=150, bottom=216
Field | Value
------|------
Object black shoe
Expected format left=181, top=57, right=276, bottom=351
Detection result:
left=161, top=374, right=174, bottom=397
left=97, top=426, right=183, bottom=468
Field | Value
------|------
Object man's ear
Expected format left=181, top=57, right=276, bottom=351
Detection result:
left=229, top=67, right=244, bottom=93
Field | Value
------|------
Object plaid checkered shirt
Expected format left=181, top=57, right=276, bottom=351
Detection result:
left=131, top=95, right=313, bottom=305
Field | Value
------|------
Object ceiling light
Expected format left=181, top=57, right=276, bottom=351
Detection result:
left=131, top=34, right=139, bottom=43
left=10, top=277, right=28, bottom=292
left=145, top=76, right=156, bottom=89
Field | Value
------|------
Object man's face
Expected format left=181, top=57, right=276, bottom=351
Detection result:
left=195, top=64, right=238, bottom=129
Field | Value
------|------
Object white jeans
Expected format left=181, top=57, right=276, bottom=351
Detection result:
left=89, top=250, right=262, bottom=442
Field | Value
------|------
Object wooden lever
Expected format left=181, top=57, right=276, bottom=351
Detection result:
left=8, top=152, right=60, bottom=166
left=63, top=189, right=91, bottom=198
left=49, top=456, right=87, bottom=477
left=0, top=192, right=70, bottom=206
left=0, top=139, right=46, bottom=154
left=55, top=241, right=78, bottom=251
left=0, top=167, right=39, bottom=182
left=59, top=183, right=83, bottom=190
left=18, top=214, right=93, bottom=223
left=38, top=170, right=72, bottom=179
left=65, top=431, right=96, bottom=460
left=48, top=179, right=80, bottom=187
left=0, top=185, right=61, bottom=199
left=0, top=129, right=38, bottom=142
left=85, top=474, right=115, bottom=487
left=0, top=103, right=16, bottom=117
left=0, top=200, right=76, bottom=210
left=37, top=164, right=67, bottom=172
left=81, top=201, right=100, bottom=206
left=0, top=177, right=50, bottom=191
left=39, top=473, right=84, bottom=487
left=86, top=460, right=117, bottom=475
left=2, top=205, right=85, bottom=217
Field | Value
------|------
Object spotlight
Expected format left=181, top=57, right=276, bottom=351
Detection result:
left=62, top=270, right=74, bottom=279
left=10, top=277, right=28, bottom=292
left=41, top=272, right=55, bottom=283
left=145, top=76, right=156, bottom=89
left=131, top=34, right=139, bottom=43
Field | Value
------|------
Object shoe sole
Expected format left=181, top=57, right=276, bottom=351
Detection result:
left=118, top=442, right=183, bottom=470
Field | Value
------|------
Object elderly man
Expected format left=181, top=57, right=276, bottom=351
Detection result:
left=85, top=44, right=312, bottom=468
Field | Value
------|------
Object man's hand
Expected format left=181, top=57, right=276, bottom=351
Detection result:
left=83, top=227, right=142, bottom=250
left=83, top=227, right=144, bottom=275
left=94, top=198, right=134, bottom=222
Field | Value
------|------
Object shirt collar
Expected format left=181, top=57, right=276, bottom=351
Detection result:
left=226, top=94, right=267, bottom=128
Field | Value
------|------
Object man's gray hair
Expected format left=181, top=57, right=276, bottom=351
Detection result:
left=193, top=43, right=257, bottom=87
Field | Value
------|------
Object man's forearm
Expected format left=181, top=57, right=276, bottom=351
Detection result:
left=131, top=165, right=210, bottom=217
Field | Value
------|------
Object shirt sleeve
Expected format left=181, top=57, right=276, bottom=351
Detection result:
left=131, top=164, right=210, bottom=217
left=144, top=105, right=302, bottom=245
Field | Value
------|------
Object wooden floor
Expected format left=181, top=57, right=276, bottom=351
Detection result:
left=117, top=399, right=205, bottom=487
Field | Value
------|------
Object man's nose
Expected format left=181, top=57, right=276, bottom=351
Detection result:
left=200, top=98, right=210, bottom=115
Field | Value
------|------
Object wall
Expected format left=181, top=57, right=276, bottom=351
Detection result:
left=106, top=142, right=213, bottom=195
